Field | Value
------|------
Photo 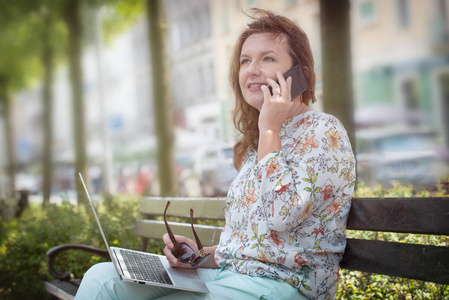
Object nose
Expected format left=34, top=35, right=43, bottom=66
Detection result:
left=246, top=61, right=261, bottom=76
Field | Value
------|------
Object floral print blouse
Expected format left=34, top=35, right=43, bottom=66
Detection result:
left=215, top=111, right=356, bottom=299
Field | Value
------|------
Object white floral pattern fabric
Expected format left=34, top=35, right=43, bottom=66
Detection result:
left=215, top=111, right=356, bottom=300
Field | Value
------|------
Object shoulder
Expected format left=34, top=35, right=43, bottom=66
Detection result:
left=310, top=111, right=345, bottom=129
left=310, top=112, right=350, bottom=142
left=284, top=111, right=353, bottom=157
left=287, top=111, right=348, bottom=137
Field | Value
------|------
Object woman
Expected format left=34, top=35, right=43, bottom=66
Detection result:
left=76, top=8, right=355, bottom=300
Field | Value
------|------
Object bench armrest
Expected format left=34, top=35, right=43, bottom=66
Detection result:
left=47, top=244, right=110, bottom=281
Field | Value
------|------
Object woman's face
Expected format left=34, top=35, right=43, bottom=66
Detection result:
left=238, top=32, right=293, bottom=111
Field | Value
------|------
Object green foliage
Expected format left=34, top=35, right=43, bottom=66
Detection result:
left=337, top=182, right=449, bottom=299
left=0, top=209, right=52, bottom=299
left=354, top=180, right=447, bottom=198
left=0, top=14, right=42, bottom=91
left=338, top=270, right=449, bottom=300
left=101, top=0, right=144, bottom=44
left=0, top=196, right=164, bottom=299
left=0, top=217, right=5, bottom=245
left=0, top=183, right=448, bottom=299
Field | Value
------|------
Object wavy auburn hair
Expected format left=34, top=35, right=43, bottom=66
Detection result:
left=231, top=9, right=316, bottom=170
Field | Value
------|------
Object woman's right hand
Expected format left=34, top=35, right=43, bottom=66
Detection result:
left=163, top=233, right=220, bottom=269
left=163, top=233, right=198, bottom=268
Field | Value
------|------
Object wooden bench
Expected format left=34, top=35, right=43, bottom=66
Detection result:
left=45, top=196, right=449, bottom=299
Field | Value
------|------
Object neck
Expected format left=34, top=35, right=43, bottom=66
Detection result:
left=288, top=102, right=311, bottom=119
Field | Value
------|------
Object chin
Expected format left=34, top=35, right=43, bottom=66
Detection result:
left=244, top=97, right=263, bottom=111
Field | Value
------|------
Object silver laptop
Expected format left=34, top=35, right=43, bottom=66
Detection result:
left=79, top=173, right=209, bottom=293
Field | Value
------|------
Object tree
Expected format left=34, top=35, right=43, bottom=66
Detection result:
left=41, top=10, right=55, bottom=207
left=0, top=0, right=145, bottom=206
left=92, top=0, right=144, bottom=195
left=63, top=0, right=90, bottom=206
left=40, top=2, right=67, bottom=207
left=0, top=1, right=43, bottom=198
left=146, top=0, right=177, bottom=196
left=319, top=0, right=356, bottom=152
left=65, top=0, right=146, bottom=204
left=0, top=76, right=16, bottom=199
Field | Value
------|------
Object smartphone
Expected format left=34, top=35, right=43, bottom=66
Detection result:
left=269, top=64, right=308, bottom=101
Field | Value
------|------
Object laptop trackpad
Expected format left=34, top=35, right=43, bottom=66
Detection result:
left=167, top=267, right=209, bottom=293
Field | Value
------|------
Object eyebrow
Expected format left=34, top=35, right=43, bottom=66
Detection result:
left=240, top=50, right=277, bottom=59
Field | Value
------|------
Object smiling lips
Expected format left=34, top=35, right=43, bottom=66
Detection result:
left=248, top=83, right=266, bottom=92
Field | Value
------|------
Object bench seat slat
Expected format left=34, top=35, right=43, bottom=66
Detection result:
left=347, top=198, right=449, bottom=235
left=135, top=219, right=223, bottom=246
left=44, top=279, right=81, bottom=300
left=341, top=238, right=449, bottom=284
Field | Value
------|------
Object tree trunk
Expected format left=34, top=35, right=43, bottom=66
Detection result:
left=93, top=9, right=114, bottom=196
left=65, top=0, right=88, bottom=206
left=146, top=0, right=176, bottom=196
left=42, top=13, right=54, bottom=207
left=319, top=0, right=356, bottom=152
left=0, top=78, right=16, bottom=198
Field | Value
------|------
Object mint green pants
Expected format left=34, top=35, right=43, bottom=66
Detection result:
left=75, top=262, right=307, bottom=300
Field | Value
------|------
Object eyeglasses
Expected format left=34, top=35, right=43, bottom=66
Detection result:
left=164, top=201, right=210, bottom=267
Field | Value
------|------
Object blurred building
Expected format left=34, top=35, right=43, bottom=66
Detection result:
left=164, top=0, right=222, bottom=143
left=352, top=0, right=449, bottom=145
left=351, top=0, right=449, bottom=187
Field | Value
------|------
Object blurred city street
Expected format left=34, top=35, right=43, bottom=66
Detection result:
left=0, top=0, right=448, bottom=201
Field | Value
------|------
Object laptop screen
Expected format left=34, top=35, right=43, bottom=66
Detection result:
left=79, top=172, right=112, bottom=253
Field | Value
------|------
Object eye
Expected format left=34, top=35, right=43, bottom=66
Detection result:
left=264, top=56, right=275, bottom=62
left=240, top=59, right=250, bottom=65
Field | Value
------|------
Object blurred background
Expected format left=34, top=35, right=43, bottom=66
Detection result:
left=0, top=0, right=448, bottom=206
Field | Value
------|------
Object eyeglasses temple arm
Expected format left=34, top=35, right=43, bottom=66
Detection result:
left=164, top=201, right=179, bottom=246
left=190, top=209, right=207, bottom=257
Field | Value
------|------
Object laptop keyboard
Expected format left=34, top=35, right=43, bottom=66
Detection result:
left=120, top=250, right=173, bottom=285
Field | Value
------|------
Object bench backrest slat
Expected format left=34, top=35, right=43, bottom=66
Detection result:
left=140, top=197, right=227, bottom=220
left=341, top=238, right=449, bottom=285
left=347, top=198, right=449, bottom=235
left=135, top=220, right=222, bottom=246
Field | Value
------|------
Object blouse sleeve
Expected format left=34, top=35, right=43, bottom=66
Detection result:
left=254, top=114, right=356, bottom=232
